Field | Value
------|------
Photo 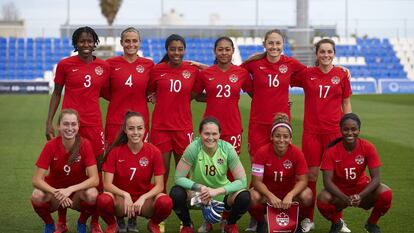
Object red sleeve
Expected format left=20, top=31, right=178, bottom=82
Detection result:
left=54, top=61, right=66, bottom=85
left=148, top=68, right=157, bottom=93
left=294, top=149, right=308, bottom=175
left=241, top=68, right=253, bottom=93
left=342, top=71, right=352, bottom=98
left=240, top=62, right=252, bottom=73
left=365, top=142, right=382, bottom=169
left=151, top=145, right=165, bottom=176
left=291, top=68, right=306, bottom=87
left=35, top=141, right=54, bottom=169
left=81, top=139, right=97, bottom=167
left=102, top=148, right=117, bottom=173
left=320, top=148, right=335, bottom=171
left=192, top=71, right=205, bottom=94
left=252, top=145, right=267, bottom=165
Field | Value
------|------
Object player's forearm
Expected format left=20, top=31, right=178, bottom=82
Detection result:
left=223, top=177, right=247, bottom=194
left=287, top=178, right=307, bottom=198
left=33, top=178, right=56, bottom=194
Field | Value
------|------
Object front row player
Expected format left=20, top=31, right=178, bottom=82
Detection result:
left=249, top=113, right=312, bottom=233
left=170, top=117, right=250, bottom=233
left=97, top=111, right=173, bottom=233
left=317, top=113, right=392, bottom=233
left=31, top=109, right=99, bottom=233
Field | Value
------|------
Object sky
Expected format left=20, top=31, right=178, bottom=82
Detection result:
left=2, top=0, right=414, bottom=38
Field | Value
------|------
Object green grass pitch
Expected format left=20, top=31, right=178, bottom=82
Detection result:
left=0, top=94, right=413, bottom=232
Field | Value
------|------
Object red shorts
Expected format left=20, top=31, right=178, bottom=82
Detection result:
left=221, top=133, right=242, bottom=155
left=338, top=182, right=368, bottom=196
left=79, top=126, right=104, bottom=157
left=150, top=129, right=194, bottom=155
left=105, top=124, right=149, bottom=148
left=248, top=123, right=272, bottom=158
left=302, top=131, right=341, bottom=167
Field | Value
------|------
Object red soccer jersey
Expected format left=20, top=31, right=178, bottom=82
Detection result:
left=35, top=136, right=96, bottom=189
left=193, top=64, right=252, bottom=135
left=252, top=144, right=308, bottom=197
left=54, top=56, right=110, bottom=126
left=292, top=66, right=352, bottom=134
left=241, top=55, right=305, bottom=123
left=148, top=61, right=199, bottom=131
left=102, top=143, right=165, bottom=198
left=321, top=138, right=382, bottom=192
left=104, top=56, right=154, bottom=126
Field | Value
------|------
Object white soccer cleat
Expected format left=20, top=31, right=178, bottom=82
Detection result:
left=244, top=217, right=257, bottom=232
left=340, top=218, right=351, bottom=233
left=300, top=218, right=315, bottom=232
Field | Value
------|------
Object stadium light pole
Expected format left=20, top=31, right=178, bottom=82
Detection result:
left=255, top=0, right=259, bottom=26
left=345, top=0, right=348, bottom=38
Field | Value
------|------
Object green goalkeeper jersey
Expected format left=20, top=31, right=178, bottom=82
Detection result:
left=175, top=137, right=247, bottom=201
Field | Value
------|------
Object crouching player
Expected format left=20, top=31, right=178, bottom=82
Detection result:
left=31, top=109, right=99, bottom=233
left=317, top=113, right=392, bottom=233
left=249, top=113, right=312, bottom=233
left=170, top=117, right=250, bottom=233
left=97, top=111, right=172, bottom=233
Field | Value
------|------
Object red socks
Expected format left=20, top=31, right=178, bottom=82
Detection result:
left=31, top=201, right=54, bottom=224
left=248, top=204, right=265, bottom=223
left=368, top=190, right=392, bottom=224
left=57, top=207, right=67, bottom=223
left=151, top=195, right=173, bottom=224
left=317, top=200, right=341, bottom=224
left=96, top=193, right=116, bottom=225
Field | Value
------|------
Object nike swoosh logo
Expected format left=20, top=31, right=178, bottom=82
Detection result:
left=118, top=160, right=125, bottom=163
left=208, top=78, right=214, bottom=81
left=259, top=66, right=266, bottom=70
left=72, top=69, right=79, bottom=72
left=115, top=67, right=121, bottom=70
left=53, top=157, right=58, bottom=160
left=335, top=160, right=341, bottom=163
left=161, top=73, right=167, bottom=77
left=310, top=77, right=317, bottom=80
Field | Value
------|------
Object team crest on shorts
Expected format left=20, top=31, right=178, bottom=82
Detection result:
left=279, top=64, right=288, bottom=74
left=182, top=70, right=191, bottom=79
left=217, top=158, right=224, bottom=165
left=229, top=74, right=238, bottom=83
left=331, top=76, right=340, bottom=84
left=283, top=160, right=293, bottom=169
left=95, top=66, right=104, bottom=76
left=276, top=212, right=289, bottom=227
left=139, top=157, right=149, bottom=167
left=136, top=65, right=144, bottom=73
left=355, top=155, right=365, bottom=165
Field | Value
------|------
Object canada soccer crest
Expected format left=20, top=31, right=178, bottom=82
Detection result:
left=355, top=155, right=365, bottom=165
left=331, top=76, right=340, bottom=84
left=229, top=74, right=238, bottom=83
left=136, top=65, right=144, bottom=73
left=279, top=64, right=288, bottom=74
left=283, top=160, right=292, bottom=169
left=139, top=157, right=149, bottom=167
left=217, top=158, right=224, bottom=165
left=182, top=70, right=191, bottom=79
left=276, top=212, right=289, bottom=227
left=95, top=66, right=103, bottom=76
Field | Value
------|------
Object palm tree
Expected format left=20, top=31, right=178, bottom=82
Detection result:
left=99, top=0, right=123, bottom=36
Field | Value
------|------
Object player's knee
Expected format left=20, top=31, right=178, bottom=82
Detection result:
left=31, top=189, right=46, bottom=203
left=249, top=189, right=262, bottom=205
left=300, top=188, right=313, bottom=207
left=232, top=190, right=251, bottom=212
left=169, top=185, right=187, bottom=208
left=317, top=189, right=332, bottom=203
left=84, top=187, right=98, bottom=203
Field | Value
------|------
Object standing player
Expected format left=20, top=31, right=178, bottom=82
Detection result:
left=31, top=109, right=99, bottom=233
left=193, top=36, right=252, bottom=155
left=291, top=38, right=352, bottom=232
left=241, top=29, right=306, bottom=231
left=45, top=26, right=109, bottom=233
left=148, top=34, right=199, bottom=191
left=102, top=27, right=154, bottom=232
left=170, top=117, right=250, bottom=233
left=317, top=113, right=392, bottom=233
left=97, top=111, right=173, bottom=233
left=103, top=27, right=154, bottom=146
left=249, top=113, right=312, bottom=233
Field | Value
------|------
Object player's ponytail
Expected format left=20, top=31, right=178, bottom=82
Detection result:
left=103, top=111, right=145, bottom=162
